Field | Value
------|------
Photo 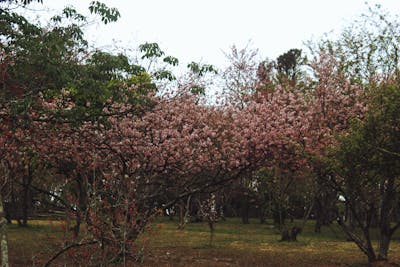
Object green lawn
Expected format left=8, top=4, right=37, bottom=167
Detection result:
left=6, top=218, right=400, bottom=266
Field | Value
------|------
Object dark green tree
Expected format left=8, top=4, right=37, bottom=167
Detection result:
left=276, top=48, right=305, bottom=87
left=332, top=78, right=400, bottom=262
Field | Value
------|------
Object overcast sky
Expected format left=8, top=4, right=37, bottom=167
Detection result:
left=26, top=0, right=400, bottom=68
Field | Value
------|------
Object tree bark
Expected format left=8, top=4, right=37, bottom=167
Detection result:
left=241, top=197, right=250, bottom=224
left=21, top=166, right=34, bottom=227
left=378, top=233, right=390, bottom=261
left=259, top=204, right=267, bottom=224
left=178, top=196, right=191, bottom=229
left=73, top=173, right=87, bottom=237
left=0, top=194, right=9, bottom=267
left=44, top=240, right=97, bottom=267
left=21, top=182, right=30, bottom=226
left=73, top=212, right=81, bottom=238
left=337, top=217, right=377, bottom=262
left=377, top=178, right=395, bottom=261
left=208, top=221, right=215, bottom=247
left=376, top=177, right=396, bottom=261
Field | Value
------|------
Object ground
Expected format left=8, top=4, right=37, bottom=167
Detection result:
left=6, top=217, right=400, bottom=266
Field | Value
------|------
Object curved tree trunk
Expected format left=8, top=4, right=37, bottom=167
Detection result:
left=337, top=217, right=377, bottom=262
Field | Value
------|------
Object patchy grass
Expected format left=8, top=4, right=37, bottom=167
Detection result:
left=7, top=220, right=66, bottom=266
left=142, top=217, right=400, bottom=267
left=6, top=218, right=400, bottom=266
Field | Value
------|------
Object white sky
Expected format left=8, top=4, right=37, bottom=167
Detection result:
left=26, top=0, right=400, bottom=68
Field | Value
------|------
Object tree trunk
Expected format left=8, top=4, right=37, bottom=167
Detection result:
left=240, top=193, right=250, bottom=224
left=364, top=229, right=377, bottom=263
left=259, top=205, right=267, bottom=224
left=21, top=168, right=34, bottom=227
left=300, top=199, right=314, bottom=230
left=0, top=195, right=9, bottom=267
left=280, top=226, right=301, bottom=242
left=314, top=219, right=322, bottom=233
left=241, top=202, right=250, bottom=224
left=178, top=202, right=184, bottom=228
left=337, top=217, right=377, bottom=262
left=377, top=177, right=396, bottom=261
left=74, top=173, right=87, bottom=237
left=21, top=183, right=30, bottom=227
left=273, top=201, right=286, bottom=229
left=73, top=212, right=81, bottom=238
left=378, top=233, right=390, bottom=261
left=208, top=221, right=215, bottom=247
left=178, top=196, right=191, bottom=229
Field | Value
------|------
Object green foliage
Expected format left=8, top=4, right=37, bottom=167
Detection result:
left=0, top=5, right=158, bottom=123
left=0, top=7, right=87, bottom=98
left=88, top=1, right=120, bottom=24
left=137, top=42, right=179, bottom=82
left=256, top=48, right=309, bottom=94
left=189, top=86, right=205, bottom=95
left=153, top=70, right=176, bottom=81
left=163, top=55, right=179, bottom=66
left=0, top=0, right=42, bottom=5
left=128, top=71, right=156, bottom=91
left=334, top=79, right=400, bottom=181
left=57, top=6, right=87, bottom=22
left=276, top=49, right=304, bottom=79
left=183, top=62, right=217, bottom=96
left=86, top=51, right=142, bottom=80
left=311, top=4, right=400, bottom=86
left=187, top=62, right=217, bottom=76
left=139, top=42, right=165, bottom=60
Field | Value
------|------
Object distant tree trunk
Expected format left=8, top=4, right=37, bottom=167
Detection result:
left=344, top=201, right=356, bottom=237
left=177, top=196, right=191, bottom=229
left=313, top=195, right=323, bottom=233
left=240, top=195, right=250, bottom=224
left=21, top=165, right=34, bottom=227
left=73, top=173, right=87, bottom=238
left=178, top=202, right=184, bottom=228
left=73, top=211, right=81, bottom=238
left=300, top=199, right=314, bottom=230
left=314, top=172, right=338, bottom=233
left=272, top=201, right=286, bottom=229
left=21, top=182, right=30, bottom=227
left=314, top=197, right=322, bottom=233
left=167, top=208, right=174, bottom=221
left=280, top=226, right=301, bottom=242
left=259, top=204, right=267, bottom=224
left=208, top=221, right=215, bottom=247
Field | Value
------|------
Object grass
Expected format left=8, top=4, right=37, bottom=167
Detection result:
left=142, top=217, right=400, bottom=267
left=7, top=220, right=66, bottom=266
left=6, top=217, right=400, bottom=266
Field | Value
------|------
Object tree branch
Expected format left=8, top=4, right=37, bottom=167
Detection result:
left=377, top=147, right=400, bottom=158
left=44, top=240, right=97, bottom=267
left=336, top=217, right=370, bottom=257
